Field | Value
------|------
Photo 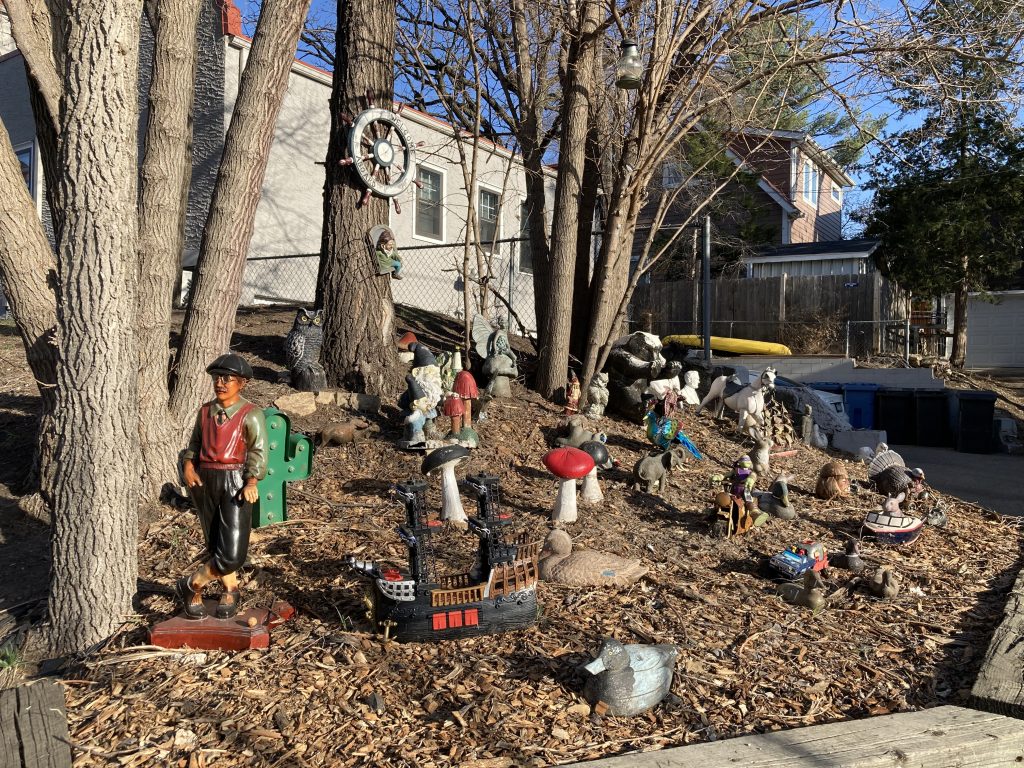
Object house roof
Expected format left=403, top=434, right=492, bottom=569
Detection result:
left=744, top=238, right=879, bottom=264
left=735, top=128, right=855, bottom=187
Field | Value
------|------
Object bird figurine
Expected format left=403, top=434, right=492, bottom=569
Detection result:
left=867, top=446, right=927, bottom=502
left=538, top=530, right=647, bottom=587
left=644, top=399, right=702, bottom=460
left=867, top=567, right=901, bottom=599
left=831, top=538, right=865, bottom=574
left=283, top=308, right=327, bottom=391
left=581, top=638, right=678, bottom=717
left=756, top=472, right=796, bottom=520
left=926, top=504, right=948, bottom=528
left=777, top=569, right=826, bottom=611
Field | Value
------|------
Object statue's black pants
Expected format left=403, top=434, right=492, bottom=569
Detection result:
left=191, top=467, right=251, bottom=574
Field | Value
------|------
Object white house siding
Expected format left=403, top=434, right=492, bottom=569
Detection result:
left=748, top=257, right=868, bottom=278
left=965, top=292, right=1024, bottom=368
left=222, top=36, right=550, bottom=332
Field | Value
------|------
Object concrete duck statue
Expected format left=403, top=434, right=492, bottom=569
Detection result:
left=581, top=638, right=678, bottom=716
left=830, top=538, right=866, bottom=574
left=538, top=530, right=647, bottom=588
left=756, top=472, right=796, bottom=520
left=777, top=569, right=826, bottom=611
left=867, top=567, right=901, bottom=599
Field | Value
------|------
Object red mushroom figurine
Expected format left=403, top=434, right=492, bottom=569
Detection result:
left=543, top=447, right=595, bottom=524
left=453, top=370, right=479, bottom=427
left=442, top=393, right=465, bottom=436
left=396, top=331, right=417, bottom=350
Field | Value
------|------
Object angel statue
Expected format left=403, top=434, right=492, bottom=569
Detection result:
left=472, top=314, right=519, bottom=397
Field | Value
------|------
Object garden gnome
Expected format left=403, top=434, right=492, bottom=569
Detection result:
left=178, top=353, right=268, bottom=620
left=398, top=374, right=431, bottom=449
left=375, top=228, right=403, bottom=279
left=565, top=370, right=582, bottom=415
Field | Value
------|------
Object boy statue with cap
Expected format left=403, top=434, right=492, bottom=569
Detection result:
left=177, top=353, right=268, bottom=619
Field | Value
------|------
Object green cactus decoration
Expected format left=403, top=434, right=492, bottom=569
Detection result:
left=253, top=407, right=313, bottom=528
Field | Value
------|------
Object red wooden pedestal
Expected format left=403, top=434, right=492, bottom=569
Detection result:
left=150, top=600, right=295, bottom=651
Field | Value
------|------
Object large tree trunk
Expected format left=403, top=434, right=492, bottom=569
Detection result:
left=569, top=128, right=600, bottom=366
left=170, top=0, right=312, bottom=427
left=49, top=0, right=143, bottom=655
left=137, top=0, right=203, bottom=498
left=534, top=0, right=598, bottom=398
left=951, top=279, right=969, bottom=369
left=0, top=124, right=59, bottom=498
left=316, top=0, right=401, bottom=396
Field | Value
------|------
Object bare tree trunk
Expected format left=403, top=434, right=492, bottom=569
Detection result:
left=170, top=0, right=312, bottom=426
left=569, top=129, right=599, bottom=365
left=49, top=0, right=142, bottom=655
left=137, top=0, right=203, bottom=497
left=0, top=124, right=58, bottom=497
left=316, top=0, right=401, bottom=396
left=534, top=0, right=598, bottom=398
left=951, top=279, right=969, bottom=368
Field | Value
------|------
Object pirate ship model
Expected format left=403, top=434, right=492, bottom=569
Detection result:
left=349, top=474, right=540, bottom=642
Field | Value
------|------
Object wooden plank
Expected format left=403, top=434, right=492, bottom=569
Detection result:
left=567, top=706, right=1024, bottom=767
left=0, top=680, right=73, bottom=768
left=972, top=566, right=1024, bottom=715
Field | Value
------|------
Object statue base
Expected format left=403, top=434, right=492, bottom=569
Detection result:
left=150, top=600, right=295, bottom=651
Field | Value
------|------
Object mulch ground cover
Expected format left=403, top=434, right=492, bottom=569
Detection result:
left=2, top=310, right=1022, bottom=767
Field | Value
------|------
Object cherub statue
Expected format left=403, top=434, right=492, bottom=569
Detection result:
left=472, top=314, right=519, bottom=397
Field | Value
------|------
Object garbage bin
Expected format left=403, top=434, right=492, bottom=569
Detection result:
left=875, top=388, right=915, bottom=445
left=949, top=390, right=998, bottom=453
left=843, top=383, right=879, bottom=429
left=914, top=389, right=952, bottom=447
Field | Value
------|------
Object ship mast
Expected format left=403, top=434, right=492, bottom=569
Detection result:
left=395, top=479, right=438, bottom=587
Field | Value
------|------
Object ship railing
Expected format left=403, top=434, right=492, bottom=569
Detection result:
left=431, top=584, right=484, bottom=607
left=489, top=560, right=538, bottom=598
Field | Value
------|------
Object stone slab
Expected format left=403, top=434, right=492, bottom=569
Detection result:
left=832, top=429, right=888, bottom=456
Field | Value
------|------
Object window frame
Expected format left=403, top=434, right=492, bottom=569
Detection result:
left=476, top=184, right=501, bottom=248
left=831, top=182, right=842, bottom=203
left=13, top=140, right=40, bottom=214
left=413, top=163, right=446, bottom=243
left=802, top=160, right=820, bottom=205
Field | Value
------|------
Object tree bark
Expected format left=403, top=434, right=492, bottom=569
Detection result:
left=316, top=0, right=401, bottom=396
left=569, top=128, right=600, bottom=365
left=137, top=0, right=203, bottom=497
left=0, top=123, right=58, bottom=497
left=534, top=0, right=598, bottom=398
left=951, top=279, right=969, bottom=368
left=170, top=0, right=313, bottom=427
left=49, top=0, right=143, bottom=655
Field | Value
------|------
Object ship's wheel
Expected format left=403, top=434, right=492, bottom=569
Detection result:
left=343, top=108, right=417, bottom=199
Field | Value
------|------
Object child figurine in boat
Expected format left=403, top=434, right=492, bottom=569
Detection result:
left=643, top=397, right=702, bottom=460
left=348, top=475, right=539, bottom=642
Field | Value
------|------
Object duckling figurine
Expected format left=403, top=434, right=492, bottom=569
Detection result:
left=539, top=530, right=648, bottom=588
left=831, top=538, right=865, bottom=574
left=777, top=569, right=826, bottom=611
left=581, top=638, right=678, bottom=716
left=867, top=567, right=901, bottom=599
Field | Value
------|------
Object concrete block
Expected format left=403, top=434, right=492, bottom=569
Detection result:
left=273, top=391, right=317, bottom=418
left=832, top=429, right=888, bottom=457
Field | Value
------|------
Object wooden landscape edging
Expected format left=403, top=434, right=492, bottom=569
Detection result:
left=565, top=705, right=1024, bottom=767
left=0, top=679, right=73, bottom=768
left=972, top=564, right=1024, bottom=716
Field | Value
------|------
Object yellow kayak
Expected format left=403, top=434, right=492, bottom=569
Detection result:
left=662, top=334, right=792, bottom=356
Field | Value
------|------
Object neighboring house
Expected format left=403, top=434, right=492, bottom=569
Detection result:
left=0, top=0, right=550, bottom=330
left=743, top=238, right=880, bottom=278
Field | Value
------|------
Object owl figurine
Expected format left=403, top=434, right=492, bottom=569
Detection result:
left=283, top=308, right=327, bottom=392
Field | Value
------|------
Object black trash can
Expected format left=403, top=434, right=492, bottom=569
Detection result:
left=875, top=388, right=916, bottom=445
left=914, top=389, right=952, bottom=447
left=949, top=390, right=998, bottom=453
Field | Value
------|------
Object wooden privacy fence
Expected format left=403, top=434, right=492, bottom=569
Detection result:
left=632, top=272, right=906, bottom=353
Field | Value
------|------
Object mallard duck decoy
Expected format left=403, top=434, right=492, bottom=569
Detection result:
left=581, top=638, right=677, bottom=716
left=777, top=569, right=825, bottom=610
left=831, top=538, right=865, bottom=574
left=539, top=530, right=647, bottom=587
left=756, top=472, right=796, bottom=520
left=867, top=567, right=900, bottom=599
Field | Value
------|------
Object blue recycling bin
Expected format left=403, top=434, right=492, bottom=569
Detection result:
left=842, top=383, right=879, bottom=429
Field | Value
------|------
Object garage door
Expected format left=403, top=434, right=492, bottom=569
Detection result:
left=966, top=293, right=1024, bottom=368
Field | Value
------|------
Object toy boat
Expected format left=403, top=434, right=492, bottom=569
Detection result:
left=349, top=474, right=539, bottom=642
left=662, top=334, right=792, bottom=356
left=861, top=509, right=924, bottom=545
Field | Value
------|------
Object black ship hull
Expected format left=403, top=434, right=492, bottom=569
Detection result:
left=370, top=586, right=537, bottom=643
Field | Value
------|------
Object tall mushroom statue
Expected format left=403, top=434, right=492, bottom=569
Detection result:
left=422, top=445, right=471, bottom=529
left=452, top=370, right=480, bottom=444
left=579, top=441, right=611, bottom=504
left=543, top=447, right=595, bottom=525
left=442, top=394, right=465, bottom=437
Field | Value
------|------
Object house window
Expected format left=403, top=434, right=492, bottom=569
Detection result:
left=831, top=183, right=842, bottom=203
left=415, top=166, right=443, bottom=241
left=662, top=162, right=684, bottom=189
left=802, top=161, right=820, bottom=205
left=518, top=202, right=532, bottom=273
left=15, top=142, right=35, bottom=200
left=478, top=187, right=499, bottom=246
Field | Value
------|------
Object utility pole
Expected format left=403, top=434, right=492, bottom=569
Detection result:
left=702, top=215, right=712, bottom=362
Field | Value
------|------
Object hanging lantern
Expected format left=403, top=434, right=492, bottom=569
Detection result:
left=615, top=39, right=643, bottom=90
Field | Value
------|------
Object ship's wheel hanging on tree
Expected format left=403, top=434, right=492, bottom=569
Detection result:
left=339, top=98, right=421, bottom=211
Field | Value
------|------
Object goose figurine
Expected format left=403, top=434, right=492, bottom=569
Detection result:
left=867, top=567, right=901, bottom=599
left=831, top=538, right=865, bottom=574
left=581, top=638, right=677, bottom=716
left=777, top=569, right=826, bottom=611
left=539, top=530, right=647, bottom=588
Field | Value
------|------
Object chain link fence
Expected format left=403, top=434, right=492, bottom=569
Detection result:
left=187, top=237, right=539, bottom=336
